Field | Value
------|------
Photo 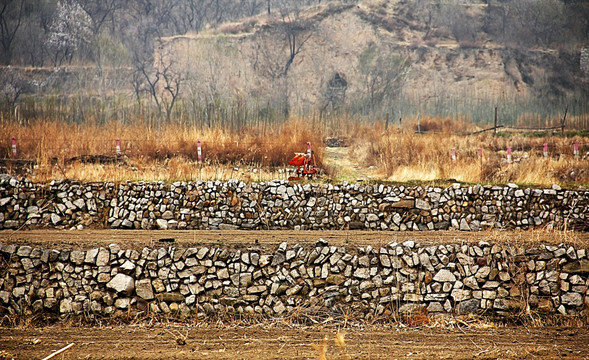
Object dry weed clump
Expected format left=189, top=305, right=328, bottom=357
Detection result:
left=415, top=115, right=478, bottom=133
left=311, top=330, right=349, bottom=360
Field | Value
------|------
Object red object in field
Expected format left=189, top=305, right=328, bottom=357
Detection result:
left=288, top=142, right=319, bottom=181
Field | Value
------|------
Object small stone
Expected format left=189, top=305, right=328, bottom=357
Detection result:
left=155, top=293, right=185, bottom=302
left=459, top=218, right=471, bottom=231
left=415, top=199, right=431, bottom=210
left=96, top=248, right=110, bottom=266
left=353, top=268, right=370, bottom=279
left=326, top=275, right=346, bottom=285
left=70, top=250, right=85, bottom=265
left=51, top=213, right=61, bottom=225
left=0, top=291, right=10, bottom=304
left=115, top=298, right=130, bottom=309
left=273, top=301, right=286, bottom=314
left=85, top=248, right=99, bottom=264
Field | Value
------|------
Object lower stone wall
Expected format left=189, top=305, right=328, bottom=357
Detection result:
left=1, top=239, right=588, bottom=320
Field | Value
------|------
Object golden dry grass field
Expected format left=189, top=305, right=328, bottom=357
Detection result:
left=1, top=117, right=588, bottom=186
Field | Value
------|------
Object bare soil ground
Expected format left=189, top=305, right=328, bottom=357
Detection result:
left=1, top=324, right=588, bottom=359
left=1, top=229, right=588, bottom=251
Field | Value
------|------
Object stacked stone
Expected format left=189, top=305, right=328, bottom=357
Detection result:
left=95, top=180, right=589, bottom=231
left=0, top=176, right=114, bottom=230
left=1, top=176, right=588, bottom=231
left=1, top=240, right=588, bottom=319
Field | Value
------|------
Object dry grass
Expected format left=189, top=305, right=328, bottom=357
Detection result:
left=311, top=331, right=349, bottom=360
left=1, top=115, right=587, bottom=185
left=1, top=117, right=324, bottom=182
left=349, top=116, right=589, bottom=186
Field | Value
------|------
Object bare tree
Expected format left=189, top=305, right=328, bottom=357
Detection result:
left=278, top=2, right=313, bottom=77
left=320, top=72, right=347, bottom=115
left=484, top=0, right=568, bottom=47
left=134, top=40, right=184, bottom=122
left=0, top=67, right=33, bottom=107
left=0, top=0, right=24, bottom=64
left=249, top=2, right=314, bottom=115
left=357, top=42, right=409, bottom=113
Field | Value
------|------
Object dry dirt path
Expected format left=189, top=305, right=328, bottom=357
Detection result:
left=1, top=229, right=587, bottom=251
left=1, top=325, right=588, bottom=359
left=323, top=146, right=382, bottom=182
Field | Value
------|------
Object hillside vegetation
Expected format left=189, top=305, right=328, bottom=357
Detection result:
left=0, top=0, right=587, bottom=127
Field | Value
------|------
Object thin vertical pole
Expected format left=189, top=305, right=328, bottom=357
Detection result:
left=494, top=107, right=498, bottom=136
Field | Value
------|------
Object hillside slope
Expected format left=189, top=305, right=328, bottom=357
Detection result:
left=157, top=0, right=589, bottom=121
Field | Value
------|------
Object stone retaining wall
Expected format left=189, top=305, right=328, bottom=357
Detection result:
left=1, top=176, right=588, bottom=231
left=1, top=240, right=588, bottom=320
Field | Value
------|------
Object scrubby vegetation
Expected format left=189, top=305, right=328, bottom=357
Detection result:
left=2, top=115, right=587, bottom=186
left=1, top=1, right=588, bottom=186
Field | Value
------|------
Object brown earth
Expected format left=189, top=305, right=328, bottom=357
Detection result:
left=1, top=229, right=588, bottom=252
left=1, top=324, right=588, bottom=359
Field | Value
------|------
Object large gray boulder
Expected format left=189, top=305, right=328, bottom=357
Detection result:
left=106, top=273, right=135, bottom=296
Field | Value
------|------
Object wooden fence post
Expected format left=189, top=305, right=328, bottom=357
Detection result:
left=561, top=106, right=568, bottom=135
left=385, top=113, right=389, bottom=131
left=478, top=147, right=483, bottom=181
left=494, top=107, right=498, bottom=136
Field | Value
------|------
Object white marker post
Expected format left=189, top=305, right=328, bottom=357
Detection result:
left=507, top=146, right=512, bottom=164
left=477, top=147, right=482, bottom=159
left=307, top=141, right=311, bottom=157
left=11, top=136, right=17, bottom=159
left=115, top=138, right=121, bottom=156
left=574, top=141, right=579, bottom=159
left=543, top=143, right=548, bottom=158
left=197, top=139, right=202, bottom=162
left=451, top=148, right=456, bottom=162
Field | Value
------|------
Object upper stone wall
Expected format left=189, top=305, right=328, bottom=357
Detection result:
left=1, top=176, right=587, bottom=231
